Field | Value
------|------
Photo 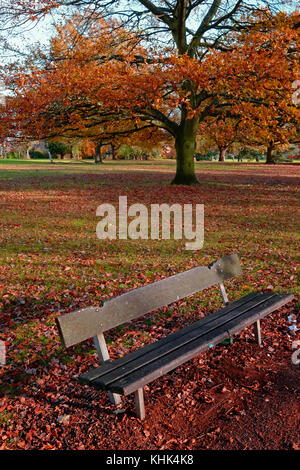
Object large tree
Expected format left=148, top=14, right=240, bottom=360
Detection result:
left=0, top=2, right=299, bottom=183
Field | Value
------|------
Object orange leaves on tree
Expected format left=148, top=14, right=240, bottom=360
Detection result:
left=0, top=9, right=299, bottom=175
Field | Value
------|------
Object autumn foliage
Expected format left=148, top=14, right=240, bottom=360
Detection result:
left=1, top=10, right=299, bottom=181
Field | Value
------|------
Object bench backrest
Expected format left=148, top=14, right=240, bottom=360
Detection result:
left=55, top=253, right=242, bottom=348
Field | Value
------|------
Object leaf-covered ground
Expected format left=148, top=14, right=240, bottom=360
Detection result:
left=0, top=161, right=299, bottom=450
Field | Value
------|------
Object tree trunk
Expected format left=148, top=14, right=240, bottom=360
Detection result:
left=172, top=117, right=199, bottom=185
left=218, top=147, right=227, bottom=162
left=266, top=142, right=275, bottom=164
left=111, top=143, right=117, bottom=160
left=95, top=141, right=103, bottom=164
left=47, top=149, right=54, bottom=163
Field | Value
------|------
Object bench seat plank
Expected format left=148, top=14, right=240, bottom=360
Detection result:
left=90, top=293, right=275, bottom=389
left=79, top=292, right=293, bottom=395
left=108, top=293, right=293, bottom=395
left=79, top=292, right=261, bottom=384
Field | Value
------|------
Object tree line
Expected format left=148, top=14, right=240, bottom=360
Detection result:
left=0, top=1, right=299, bottom=182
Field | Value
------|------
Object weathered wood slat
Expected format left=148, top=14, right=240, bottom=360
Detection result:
left=134, top=388, right=145, bottom=420
left=225, top=294, right=294, bottom=336
left=109, top=328, right=229, bottom=395
left=79, top=291, right=261, bottom=385
left=90, top=293, right=276, bottom=389
left=254, top=320, right=262, bottom=347
left=104, top=294, right=293, bottom=395
left=93, top=333, right=121, bottom=405
left=56, top=253, right=242, bottom=347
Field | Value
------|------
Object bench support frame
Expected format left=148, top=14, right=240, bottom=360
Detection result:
left=134, top=388, right=145, bottom=420
left=219, top=282, right=229, bottom=305
left=254, top=319, right=262, bottom=347
left=93, top=333, right=122, bottom=405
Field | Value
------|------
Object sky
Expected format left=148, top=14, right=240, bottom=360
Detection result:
left=1, top=0, right=298, bottom=64
left=1, top=10, right=57, bottom=63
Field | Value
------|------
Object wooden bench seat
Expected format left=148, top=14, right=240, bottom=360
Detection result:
left=55, top=254, right=294, bottom=420
left=78, top=291, right=293, bottom=396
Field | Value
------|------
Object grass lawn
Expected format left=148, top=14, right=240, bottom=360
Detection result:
left=0, top=160, right=299, bottom=450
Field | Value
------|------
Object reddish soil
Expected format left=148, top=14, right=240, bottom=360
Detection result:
left=1, top=307, right=299, bottom=450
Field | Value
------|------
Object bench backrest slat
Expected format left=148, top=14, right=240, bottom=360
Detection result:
left=55, top=253, right=242, bottom=348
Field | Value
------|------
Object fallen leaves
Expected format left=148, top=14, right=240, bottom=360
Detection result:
left=0, top=162, right=299, bottom=450
left=57, top=414, right=70, bottom=425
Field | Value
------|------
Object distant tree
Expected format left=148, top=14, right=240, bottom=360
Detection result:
left=47, top=141, right=70, bottom=159
left=199, top=118, right=241, bottom=162
left=117, top=144, right=160, bottom=160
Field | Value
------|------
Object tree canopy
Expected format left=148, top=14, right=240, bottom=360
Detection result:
left=0, top=2, right=299, bottom=183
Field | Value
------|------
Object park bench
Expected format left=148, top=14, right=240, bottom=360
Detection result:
left=55, top=253, right=294, bottom=420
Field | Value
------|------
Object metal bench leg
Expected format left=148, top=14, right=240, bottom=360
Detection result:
left=254, top=320, right=262, bottom=347
left=94, top=333, right=122, bottom=405
left=108, top=391, right=121, bottom=405
left=219, top=282, right=229, bottom=305
left=134, top=388, right=145, bottom=420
